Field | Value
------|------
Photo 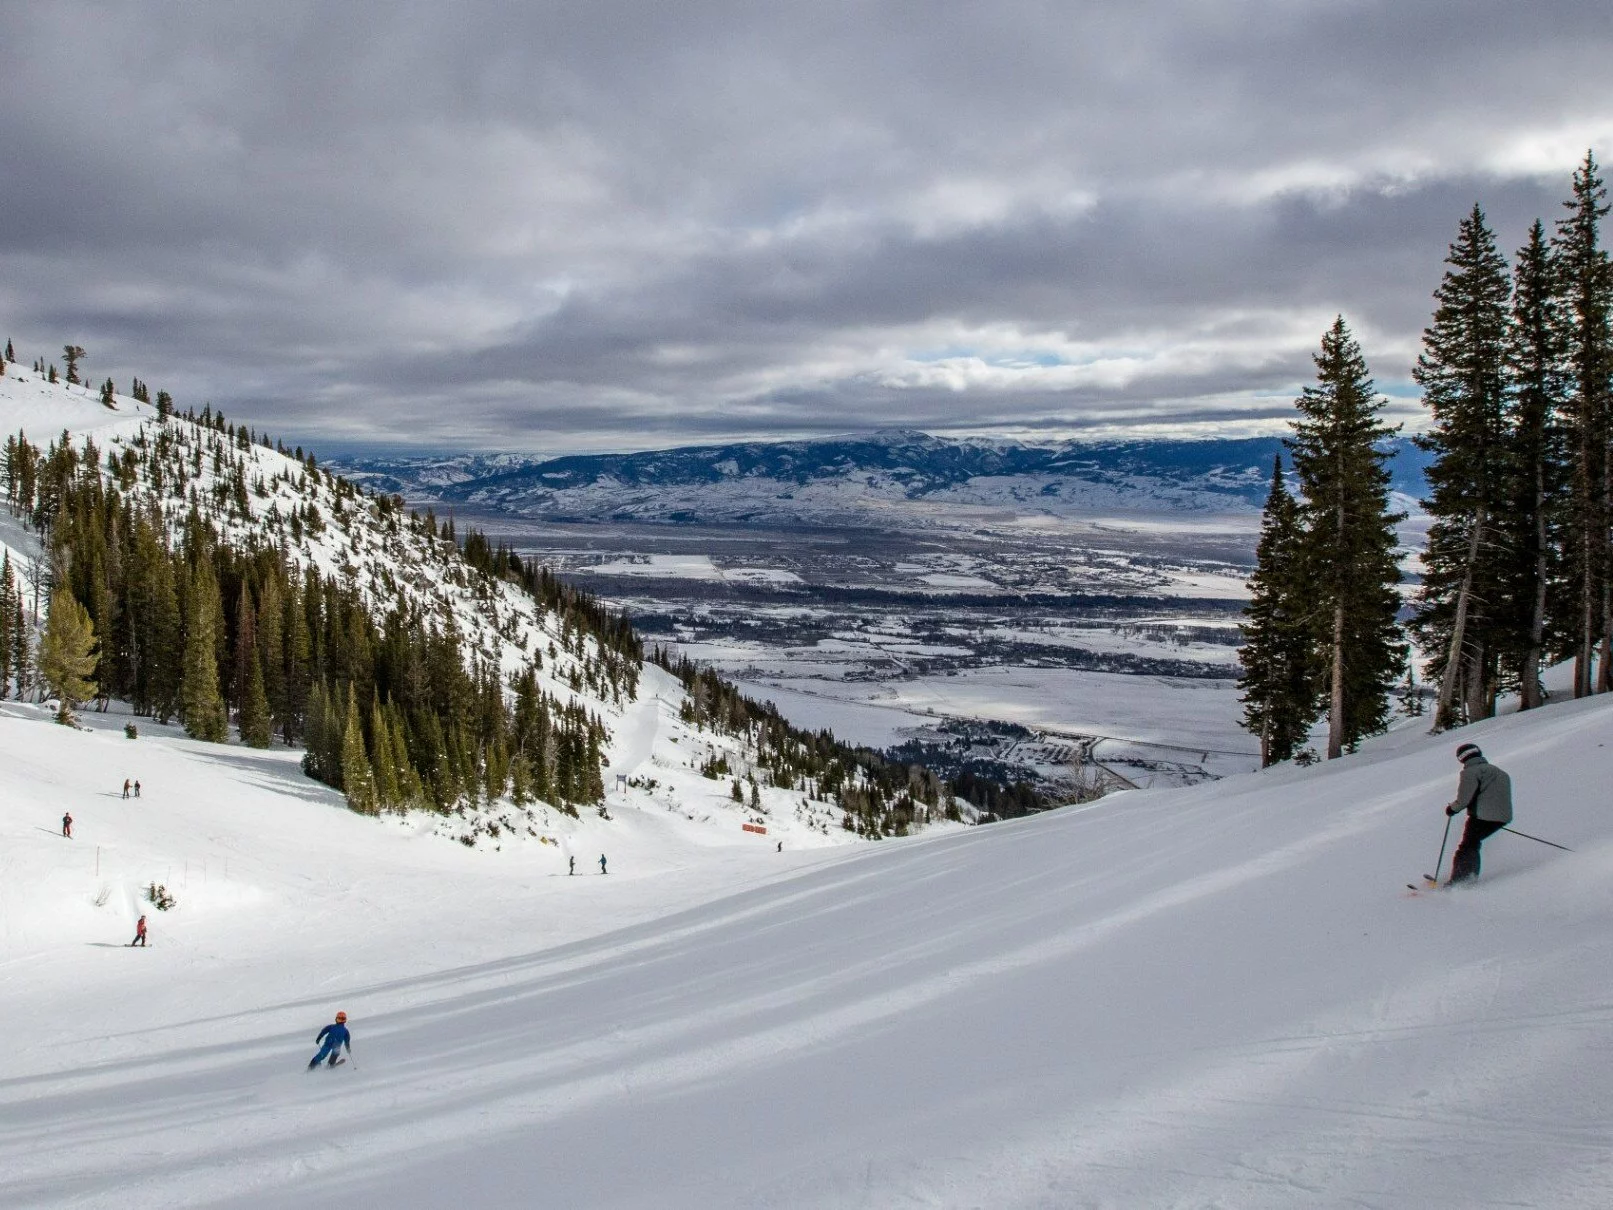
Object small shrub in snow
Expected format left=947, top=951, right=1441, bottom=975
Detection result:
left=124, top=722, right=138, bottom=739
left=146, top=882, right=177, bottom=910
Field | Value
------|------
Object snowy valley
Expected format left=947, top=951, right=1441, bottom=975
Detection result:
left=337, top=432, right=1433, bottom=794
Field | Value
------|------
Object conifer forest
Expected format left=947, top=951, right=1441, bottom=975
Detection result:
left=1239, top=153, right=1613, bottom=764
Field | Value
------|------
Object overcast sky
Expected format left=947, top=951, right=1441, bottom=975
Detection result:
left=2, top=2, right=1609, bottom=454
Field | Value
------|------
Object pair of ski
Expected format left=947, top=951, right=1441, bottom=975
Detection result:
left=1406, top=875, right=1445, bottom=893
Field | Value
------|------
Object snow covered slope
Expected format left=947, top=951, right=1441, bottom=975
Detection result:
left=0, top=366, right=875, bottom=848
left=3, top=674, right=1610, bottom=1207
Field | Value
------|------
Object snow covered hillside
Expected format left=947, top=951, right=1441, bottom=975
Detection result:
left=0, top=366, right=928, bottom=846
left=3, top=669, right=1611, bottom=1206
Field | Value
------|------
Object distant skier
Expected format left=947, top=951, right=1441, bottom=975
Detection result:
left=777, top=841, right=783, bottom=852
left=61, top=811, right=72, bottom=838
left=307, top=1011, right=352, bottom=1070
left=122, top=779, right=131, bottom=799
left=1444, top=742, right=1512, bottom=884
left=599, top=853, right=607, bottom=874
left=568, top=855, right=575, bottom=876
left=133, top=779, right=141, bottom=798
left=129, top=915, right=148, bottom=947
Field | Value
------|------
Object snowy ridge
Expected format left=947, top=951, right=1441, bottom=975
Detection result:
left=337, top=432, right=1434, bottom=527
left=0, top=657, right=1609, bottom=1205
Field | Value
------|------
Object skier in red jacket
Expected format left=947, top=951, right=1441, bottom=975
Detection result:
left=129, top=916, right=148, bottom=947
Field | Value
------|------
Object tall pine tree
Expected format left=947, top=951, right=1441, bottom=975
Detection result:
left=1551, top=151, right=1613, bottom=695
left=340, top=684, right=377, bottom=813
left=1238, top=456, right=1318, bottom=765
left=1410, top=205, right=1513, bottom=729
left=1288, top=318, right=1408, bottom=759
left=1503, top=219, right=1569, bottom=709
left=39, top=589, right=98, bottom=725
left=238, top=650, right=273, bottom=747
left=179, top=562, right=228, bottom=741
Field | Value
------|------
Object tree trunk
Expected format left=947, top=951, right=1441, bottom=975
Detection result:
left=1600, top=439, right=1612, bottom=693
left=1433, top=511, right=1483, bottom=732
left=1327, top=601, right=1345, bottom=760
left=1463, top=639, right=1488, bottom=724
left=1522, top=462, right=1548, bottom=710
left=1577, top=515, right=1594, bottom=697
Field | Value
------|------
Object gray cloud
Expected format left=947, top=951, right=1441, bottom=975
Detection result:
left=1, top=1, right=1608, bottom=452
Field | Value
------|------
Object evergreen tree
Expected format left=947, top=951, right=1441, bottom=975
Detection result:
left=39, top=589, right=98, bottom=724
left=1410, top=205, right=1513, bottom=729
left=61, top=345, right=84, bottom=385
left=155, top=390, right=174, bottom=422
left=11, top=595, right=29, bottom=700
left=280, top=573, right=312, bottom=743
left=238, top=650, right=273, bottom=747
left=387, top=702, right=425, bottom=809
left=1551, top=151, right=1613, bottom=694
left=99, top=378, right=115, bottom=408
left=483, top=732, right=509, bottom=804
left=1287, top=317, right=1408, bottom=758
left=369, top=695, right=400, bottom=810
left=1238, top=456, right=1318, bottom=765
left=1504, top=219, right=1570, bottom=709
left=231, top=582, right=257, bottom=714
left=145, top=532, right=182, bottom=722
left=300, top=681, right=332, bottom=781
left=341, top=684, right=377, bottom=813
left=256, top=573, right=286, bottom=737
left=179, top=563, right=228, bottom=741
left=510, top=748, right=533, bottom=805
left=0, top=551, right=14, bottom=695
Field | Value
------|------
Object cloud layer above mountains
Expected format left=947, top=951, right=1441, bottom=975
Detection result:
left=2, top=2, right=1609, bottom=452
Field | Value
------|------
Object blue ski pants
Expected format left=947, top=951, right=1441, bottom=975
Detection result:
left=309, top=1040, right=344, bottom=1067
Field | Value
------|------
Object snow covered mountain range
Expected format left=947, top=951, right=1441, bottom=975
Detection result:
left=334, top=431, right=1434, bottom=525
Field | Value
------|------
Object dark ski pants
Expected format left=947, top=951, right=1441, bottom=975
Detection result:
left=130, top=934, right=146, bottom=947
left=308, top=1042, right=344, bottom=1069
left=1449, top=815, right=1506, bottom=884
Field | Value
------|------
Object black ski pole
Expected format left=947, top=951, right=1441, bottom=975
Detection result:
left=1502, top=826, right=1574, bottom=852
left=1428, top=810, right=1456, bottom=885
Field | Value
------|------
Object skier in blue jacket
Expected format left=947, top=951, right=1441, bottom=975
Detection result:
left=308, top=1011, right=351, bottom=1070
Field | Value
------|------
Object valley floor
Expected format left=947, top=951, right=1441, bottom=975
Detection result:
left=4, top=690, right=1613, bottom=1207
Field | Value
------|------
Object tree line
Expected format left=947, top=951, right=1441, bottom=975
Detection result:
left=1240, top=152, right=1612, bottom=763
